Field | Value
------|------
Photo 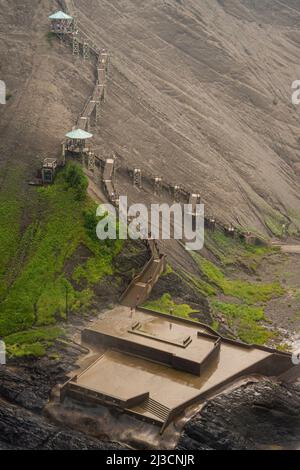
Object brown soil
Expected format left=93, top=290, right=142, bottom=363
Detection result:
left=1, top=0, right=300, bottom=233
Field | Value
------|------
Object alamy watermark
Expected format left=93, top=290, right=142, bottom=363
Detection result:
left=96, top=196, right=205, bottom=251
left=0, top=80, right=6, bottom=105
left=0, top=341, right=6, bottom=365
left=292, top=341, right=300, bottom=366
left=291, top=80, right=300, bottom=105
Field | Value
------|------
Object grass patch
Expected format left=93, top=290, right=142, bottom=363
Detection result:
left=4, top=326, right=64, bottom=358
left=204, top=228, right=271, bottom=269
left=192, top=254, right=284, bottom=304
left=161, top=264, right=174, bottom=277
left=181, top=271, right=216, bottom=297
left=211, top=320, right=220, bottom=332
left=0, top=168, right=24, bottom=299
left=211, top=300, right=273, bottom=345
left=294, top=291, right=300, bottom=302
left=143, top=293, right=198, bottom=320
left=0, top=164, right=124, bottom=355
left=265, top=215, right=286, bottom=238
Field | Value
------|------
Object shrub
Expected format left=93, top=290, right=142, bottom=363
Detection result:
left=64, top=163, right=88, bottom=200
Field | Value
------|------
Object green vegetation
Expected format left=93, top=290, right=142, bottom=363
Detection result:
left=277, top=343, right=290, bottom=352
left=265, top=215, right=286, bottom=238
left=64, top=162, right=88, bottom=201
left=185, top=244, right=285, bottom=345
left=4, top=327, right=64, bottom=358
left=161, top=264, right=174, bottom=277
left=204, top=228, right=271, bottom=270
left=211, top=300, right=273, bottom=345
left=287, top=210, right=300, bottom=236
left=144, top=234, right=284, bottom=346
left=0, top=164, right=123, bottom=357
left=211, top=320, right=220, bottom=332
left=180, top=271, right=216, bottom=297
left=0, top=168, right=24, bottom=299
left=143, top=293, right=198, bottom=320
left=192, top=254, right=284, bottom=305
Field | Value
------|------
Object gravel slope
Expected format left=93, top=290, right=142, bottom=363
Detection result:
left=74, top=0, right=300, bottom=231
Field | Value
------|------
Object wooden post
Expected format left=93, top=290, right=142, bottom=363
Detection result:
left=95, top=100, right=100, bottom=125
left=83, top=42, right=90, bottom=60
left=88, top=152, right=96, bottom=171
left=61, top=142, right=66, bottom=166
left=73, top=34, right=79, bottom=57
left=173, top=185, right=181, bottom=202
left=154, top=177, right=162, bottom=196
left=133, top=169, right=142, bottom=189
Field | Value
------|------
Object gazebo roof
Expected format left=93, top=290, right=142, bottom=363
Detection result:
left=49, top=11, right=73, bottom=21
left=65, top=129, right=93, bottom=140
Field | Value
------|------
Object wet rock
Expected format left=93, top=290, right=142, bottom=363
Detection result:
left=0, top=367, right=49, bottom=411
left=0, top=349, right=128, bottom=450
left=0, top=347, right=81, bottom=413
left=0, top=400, right=125, bottom=450
left=178, top=380, right=300, bottom=450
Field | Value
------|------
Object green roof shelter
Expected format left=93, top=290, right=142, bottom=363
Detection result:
left=49, top=10, right=74, bottom=34
left=65, top=129, right=93, bottom=154
left=66, top=129, right=93, bottom=140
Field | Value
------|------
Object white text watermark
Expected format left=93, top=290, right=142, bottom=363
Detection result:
left=96, top=196, right=205, bottom=251
left=291, top=80, right=300, bottom=105
left=0, top=80, right=6, bottom=105
left=0, top=341, right=6, bottom=365
left=292, top=341, right=300, bottom=365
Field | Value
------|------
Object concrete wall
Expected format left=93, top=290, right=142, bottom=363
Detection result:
left=82, top=328, right=217, bottom=376
left=61, top=381, right=149, bottom=409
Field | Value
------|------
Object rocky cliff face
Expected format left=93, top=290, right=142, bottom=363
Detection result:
left=178, top=379, right=300, bottom=450
left=0, top=348, right=126, bottom=450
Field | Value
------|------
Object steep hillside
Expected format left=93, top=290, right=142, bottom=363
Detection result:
left=0, top=0, right=94, bottom=163
left=1, top=0, right=300, bottom=351
left=73, top=0, right=300, bottom=233
left=1, top=1, right=300, bottom=450
left=1, top=0, right=300, bottom=232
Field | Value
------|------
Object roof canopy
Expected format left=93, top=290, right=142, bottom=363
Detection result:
left=49, top=11, right=73, bottom=21
left=65, top=129, right=93, bottom=140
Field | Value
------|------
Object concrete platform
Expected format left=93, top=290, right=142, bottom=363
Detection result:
left=84, top=307, right=220, bottom=374
left=61, top=307, right=296, bottom=431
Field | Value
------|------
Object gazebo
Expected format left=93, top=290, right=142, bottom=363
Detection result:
left=65, top=128, right=93, bottom=154
left=49, top=10, right=74, bottom=34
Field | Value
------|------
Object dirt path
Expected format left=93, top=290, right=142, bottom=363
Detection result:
left=280, top=245, right=300, bottom=254
left=271, top=241, right=300, bottom=254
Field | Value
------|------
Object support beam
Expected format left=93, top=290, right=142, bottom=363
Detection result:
left=154, top=177, right=162, bottom=196
left=225, top=224, right=235, bottom=238
left=73, top=34, right=79, bottom=57
left=207, top=217, right=216, bottom=232
left=173, top=185, right=181, bottom=202
left=61, top=142, right=66, bottom=166
left=95, top=100, right=100, bottom=125
left=83, top=42, right=90, bottom=60
left=133, top=169, right=142, bottom=189
left=88, top=152, right=96, bottom=171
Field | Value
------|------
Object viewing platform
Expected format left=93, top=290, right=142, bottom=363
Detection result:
left=60, top=306, right=297, bottom=432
